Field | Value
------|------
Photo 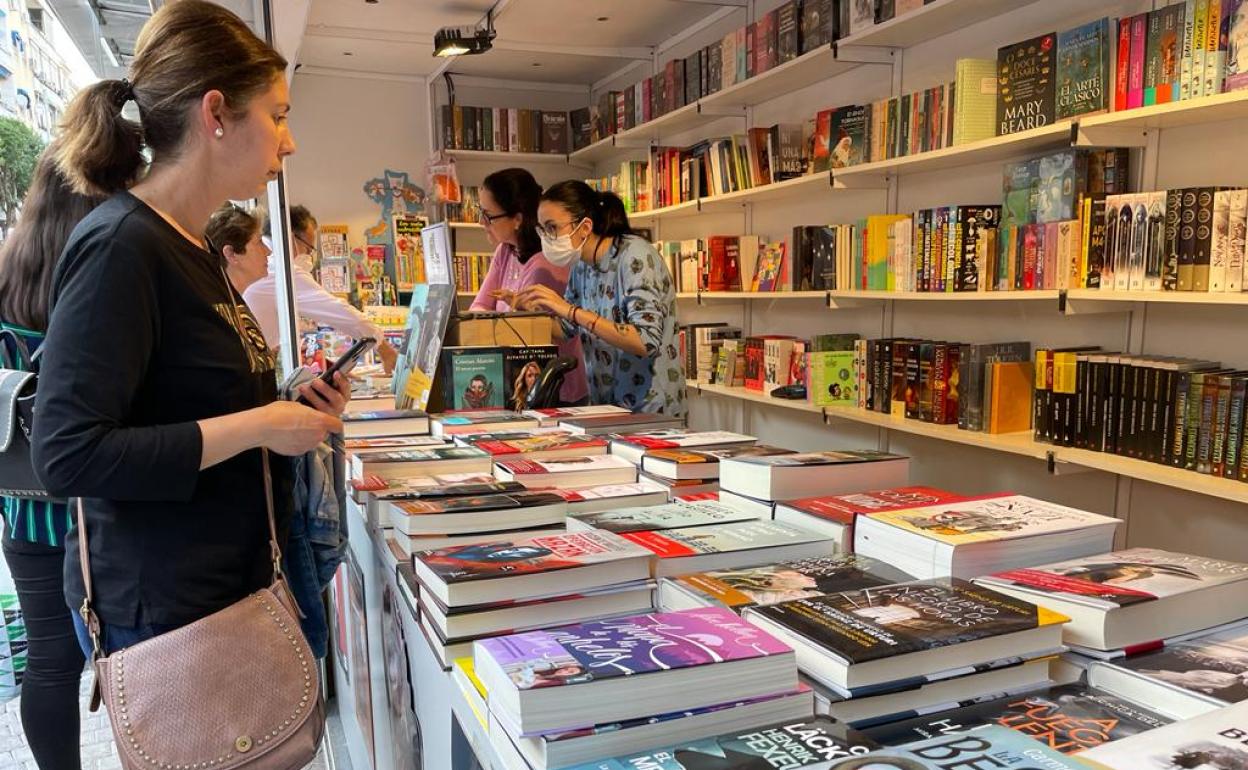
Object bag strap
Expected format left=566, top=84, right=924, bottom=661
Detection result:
left=78, top=447, right=282, bottom=663
left=0, top=329, right=32, bottom=372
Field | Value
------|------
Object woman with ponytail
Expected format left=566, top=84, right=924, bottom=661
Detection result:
left=33, top=0, right=349, bottom=660
left=515, top=181, right=685, bottom=416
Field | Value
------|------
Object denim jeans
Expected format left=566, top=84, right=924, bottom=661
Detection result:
left=71, top=608, right=183, bottom=658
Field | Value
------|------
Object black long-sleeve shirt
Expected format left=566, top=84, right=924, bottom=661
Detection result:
left=34, top=192, right=292, bottom=627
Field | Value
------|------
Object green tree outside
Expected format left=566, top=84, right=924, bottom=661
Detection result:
left=0, top=117, right=45, bottom=238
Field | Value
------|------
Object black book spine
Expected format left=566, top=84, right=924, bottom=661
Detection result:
left=1196, top=374, right=1220, bottom=473
left=1103, top=358, right=1120, bottom=455
left=1074, top=356, right=1089, bottom=449
left=1147, top=367, right=1168, bottom=464
left=1212, top=375, right=1234, bottom=476
left=1225, top=377, right=1247, bottom=478
left=1089, top=358, right=1106, bottom=453
left=1171, top=371, right=1192, bottom=467
left=879, top=339, right=894, bottom=414
left=1162, top=188, right=1181, bottom=291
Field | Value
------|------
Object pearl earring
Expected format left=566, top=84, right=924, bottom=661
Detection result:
left=214, top=127, right=224, bottom=138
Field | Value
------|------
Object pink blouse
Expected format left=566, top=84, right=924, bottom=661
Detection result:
left=469, top=243, right=589, bottom=404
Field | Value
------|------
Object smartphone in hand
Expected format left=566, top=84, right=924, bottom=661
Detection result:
left=297, top=337, right=376, bottom=405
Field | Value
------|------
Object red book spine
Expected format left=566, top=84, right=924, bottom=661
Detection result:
left=1116, top=17, right=1131, bottom=112
left=1023, top=224, right=1039, bottom=290
left=1129, top=14, right=1147, bottom=109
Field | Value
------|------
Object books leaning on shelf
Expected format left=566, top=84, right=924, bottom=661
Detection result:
left=555, top=716, right=877, bottom=770
left=608, top=429, right=756, bottom=466
left=773, top=486, right=968, bottom=553
left=742, top=579, right=1068, bottom=715
left=719, top=449, right=909, bottom=502
left=1086, top=620, right=1248, bottom=720
left=854, top=494, right=1121, bottom=580
left=566, top=498, right=762, bottom=534
left=657, top=554, right=914, bottom=614
left=973, top=548, right=1248, bottom=654
left=494, top=454, right=638, bottom=489
left=413, top=529, right=652, bottom=607
left=471, top=607, right=798, bottom=735
left=619, top=520, right=833, bottom=578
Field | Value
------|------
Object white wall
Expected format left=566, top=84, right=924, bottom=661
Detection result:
left=286, top=71, right=431, bottom=244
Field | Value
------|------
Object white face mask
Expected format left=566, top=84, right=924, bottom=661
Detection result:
left=540, top=220, right=587, bottom=268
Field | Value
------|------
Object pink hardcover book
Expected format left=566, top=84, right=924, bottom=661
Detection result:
left=1128, top=14, right=1147, bottom=108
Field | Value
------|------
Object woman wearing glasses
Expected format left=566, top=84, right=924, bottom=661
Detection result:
left=469, top=168, right=588, bottom=405
left=515, top=181, right=685, bottom=417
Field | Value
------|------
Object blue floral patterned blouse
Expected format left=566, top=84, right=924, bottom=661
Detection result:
left=561, top=235, right=686, bottom=417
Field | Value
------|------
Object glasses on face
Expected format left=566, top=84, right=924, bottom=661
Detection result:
left=478, top=210, right=509, bottom=225
left=537, top=219, right=580, bottom=239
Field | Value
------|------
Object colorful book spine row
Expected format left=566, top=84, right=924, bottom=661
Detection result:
left=452, top=253, right=493, bottom=294
left=440, top=106, right=570, bottom=155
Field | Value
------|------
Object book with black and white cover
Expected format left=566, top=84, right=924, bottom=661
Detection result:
left=385, top=490, right=567, bottom=536
left=345, top=436, right=450, bottom=457
left=640, top=445, right=794, bottom=480
left=743, top=578, right=1068, bottom=693
left=494, top=454, right=637, bottom=489
left=1078, top=699, right=1248, bottom=770
left=848, top=725, right=1091, bottom=770
left=449, top=426, right=572, bottom=445
left=856, top=494, right=1121, bottom=580
left=974, top=549, right=1248, bottom=652
left=658, top=554, right=913, bottom=613
left=861, top=683, right=1171, bottom=752
left=552, top=482, right=670, bottom=514
left=558, top=412, right=684, bottom=436
left=358, top=474, right=524, bottom=525
left=1087, top=621, right=1248, bottom=720
left=568, top=499, right=762, bottom=534
left=527, top=713, right=871, bottom=770
left=498, top=687, right=816, bottom=770
left=349, top=445, right=493, bottom=481
left=523, top=404, right=631, bottom=427
left=390, top=525, right=567, bottom=559
left=431, top=410, right=539, bottom=437
left=807, top=656, right=1058, bottom=727
left=720, top=449, right=910, bottom=502
left=620, top=520, right=834, bottom=578
left=420, top=579, right=655, bottom=642
left=414, top=529, right=653, bottom=607
left=610, top=430, right=756, bottom=465
left=774, top=486, right=967, bottom=553
left=471, top=607, right=798, bottom=734
left=343, top=408, right=430, bottom=438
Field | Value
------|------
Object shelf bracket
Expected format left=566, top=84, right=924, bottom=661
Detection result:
left=1046, top=450, right=1095, bottom=476
left=1062, top=296, right=1142, bottom=316
left=1073, top=124, right=1149, bottom=149
left=833, top=44, right=896, bottom=66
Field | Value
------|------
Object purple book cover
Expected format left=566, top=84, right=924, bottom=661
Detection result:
left=476, top=608, right=791, bottom=691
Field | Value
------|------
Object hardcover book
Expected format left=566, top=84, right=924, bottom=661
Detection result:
left=1095, top=621, right=1248, bottom=709
left=568, top=499, right=760, bottom=534
left=562, top=717, right=876, bottom=770
left=862, top=683, right=1171, bottom=753
left=780, top=486, right=968, bottom=527
left=664, top=554, right=914, bottom=612
left=997, top=33, right=1058, bottom=136
left=1056, top=18, right=1111, bottom=118
left=861, top=494, right=1119, bottom=546
left=745, top=578, right=1067, bottom=666
left=416, top=530, right=650, bottom=584
left=469, top=433, right=608, bottom=458
left=474, top=607, right=792, bottom=691
left=829, top=105, right=870, bottom=168
left=621, top=520, right=828, bottom=561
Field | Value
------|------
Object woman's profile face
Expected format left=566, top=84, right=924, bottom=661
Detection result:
left=480, top=187, right=519, bottom=249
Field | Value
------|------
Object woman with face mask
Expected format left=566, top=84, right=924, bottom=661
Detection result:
left=515, top=181, right=685, bottom=417
left=469, top=168, right=588, bottom=406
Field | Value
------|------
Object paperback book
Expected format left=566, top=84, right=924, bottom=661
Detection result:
left=620, top=520, right=833, bottom=577
left=847, top=725, right=1093, bottom=770
left=1079, top=699, right=1248, bottom=770
left=567, top=498, right=760, bottom=534
left=640, top=444, right=794, bottom=480
left=773, top=486, right=967, bottom=551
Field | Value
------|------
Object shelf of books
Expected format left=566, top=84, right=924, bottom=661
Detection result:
left=447, top=222, right=484, bottom=230
left=1077, top=89, right=1248, bottom=143
left=836, top=0, right=1042, bottom=50
left=446, top=149, right=590, bottom=168
left=700, top=172, right=843, bottom=211
left=627, top=199, right=701, bottom=224
left=832, top=122, right=1076, bottom=186
left=825, top=290, right=1061, bottom=307
left=676, top=291, right=829, bottom=302
left=686, top=379, right=1248, bottom=505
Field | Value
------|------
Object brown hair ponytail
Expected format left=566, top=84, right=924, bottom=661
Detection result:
left=54, top=0, right=287, bottom=197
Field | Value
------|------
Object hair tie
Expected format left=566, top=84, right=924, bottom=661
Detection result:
left=115, top=78, right=135, bottom=108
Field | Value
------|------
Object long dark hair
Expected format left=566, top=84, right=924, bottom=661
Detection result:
left=0, top=143, right=105, bottom=330
left=541, top=181, right=633, bottom=240
left=53, top=0, right=287, bottom=196
left=483, top=168, right=542, bottom=262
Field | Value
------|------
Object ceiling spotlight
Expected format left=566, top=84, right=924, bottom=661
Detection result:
left=434, top=10, right=496, bottom=57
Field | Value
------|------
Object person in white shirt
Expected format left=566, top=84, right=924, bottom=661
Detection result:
left=244, top=205, right=398, bottom=373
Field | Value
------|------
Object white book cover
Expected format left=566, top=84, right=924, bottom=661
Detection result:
left=865, top=494, right=1120, bottom=546
left=613, top=430, right=755, bottom=451
left=1228, top=188, right=1246, bottom=292
left=1210, top=189, right=1233, bottom=292
left=619, top=520, right=828, bottom=559
left=568, top=499, right=757, bottom=534
left=976, top=548, right=1248, bottom=611
left=497, top=454, right=634, bottom=476
left=1080, top=698, right=1248, bottom=769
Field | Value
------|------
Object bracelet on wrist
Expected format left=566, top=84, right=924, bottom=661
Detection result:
left=570, top=306, right=580, bottom=326
left=589, top=315, right=601, bottom=335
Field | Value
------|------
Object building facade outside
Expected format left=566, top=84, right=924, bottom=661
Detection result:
left=0, top=0, right=92, bottom=142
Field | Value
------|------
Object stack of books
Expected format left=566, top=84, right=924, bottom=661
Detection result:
left=431, top=410, right=540, bottom=438
left=494, top=454, right=638, bottom=489
left=1080, top=699, right=1248, bottom=770
left=522, top=405, right=631, bottom=427
left=608, top=429, right=756, bottom=465
left=638, top=444, right=794, bottom=498
left=743, top=578, right=1069, bottom=726
left=412, top=530, right=654, bottom=668
left=718, top=449, right=910, bottom=518
left=567, top=497, right=762, bottom=534
left=773, top=486, right=967, bottom=553
left=471, top=607, right=807, bottom=769
left=342, top=407, right=430, bottom=438
left=853, top=494, right=1121, bottom=579
left=558, top=412, right=685, bottom=436
left=620, top=519, right=834, bottom=578
left=385, top=489, right=568, bottom=557
left=549, top=481, right=670, bottom=516
left=454, top=429, right=609, bottom=461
